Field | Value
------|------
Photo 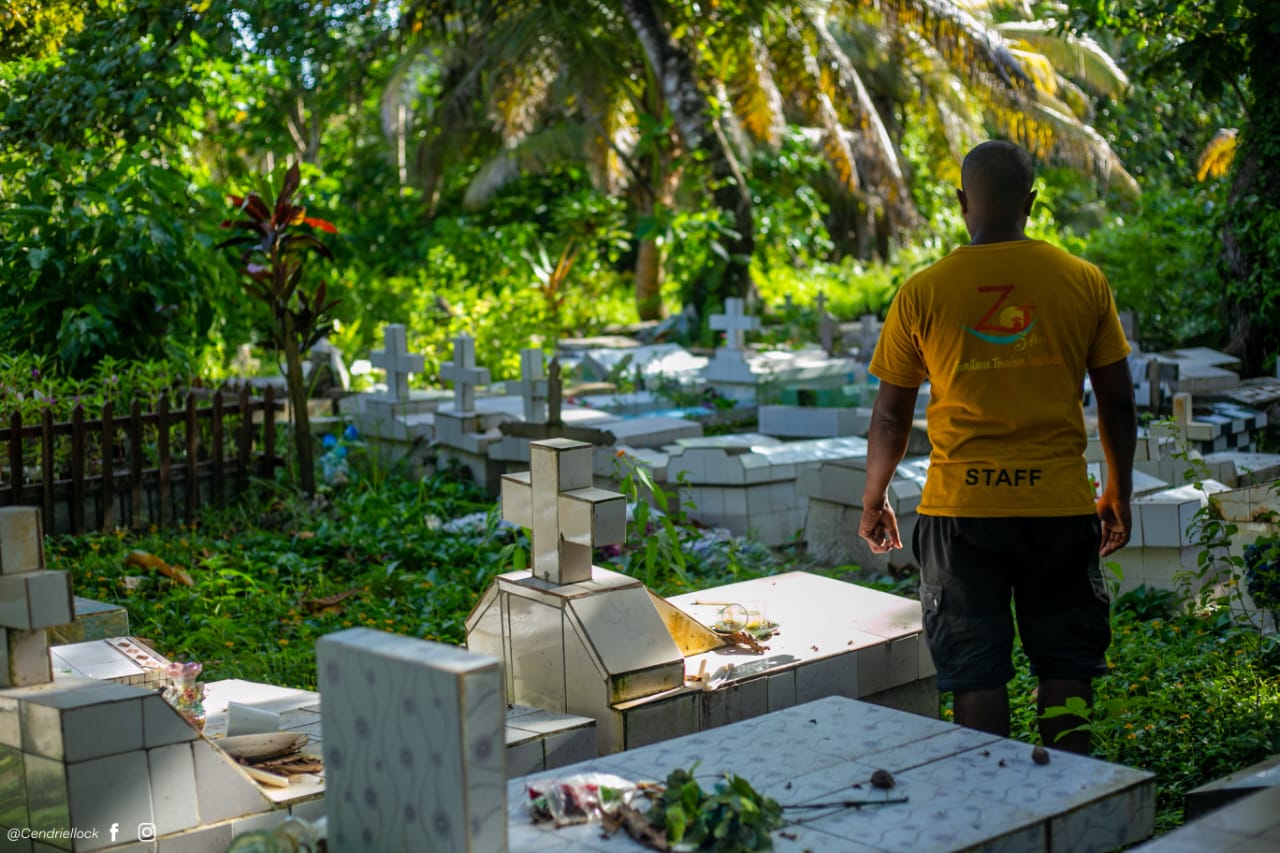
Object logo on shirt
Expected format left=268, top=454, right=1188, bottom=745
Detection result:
left=964, top=285, right=1038, bottom=345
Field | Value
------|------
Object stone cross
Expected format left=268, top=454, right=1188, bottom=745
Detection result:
left=370, top=324, right=424, bottom=402
left=513, top=348, right=548, bottom=424
left=317, top=628, right=506, bottom=853
left=0, top=507, right=73, bottom=687
left=500, top=438, right=627, bottom=585
left=440, top=334, right=491, bottom=414
left=710, top=297, right=758, bottom=353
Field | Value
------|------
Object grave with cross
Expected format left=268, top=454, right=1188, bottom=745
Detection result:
left=466, top=438, right=723, bottom=753
left=704, top=296, right=761, bottom=390
left=434, top=333, right=502, bottom=465
left=370, top=323, right=424, bottom=402
left=355, top=323, right=448, bottom=448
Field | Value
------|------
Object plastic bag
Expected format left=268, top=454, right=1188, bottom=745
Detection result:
left=525, top=772, right=642, bottom=827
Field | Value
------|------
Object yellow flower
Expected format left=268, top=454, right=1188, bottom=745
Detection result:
left=1124, top=723, right=1134, bottom=729
left=278, top=638, right=289, bottom=646
left=224, top=641, right=234, bottom=648
left=1127, top=733, right=1137, bottom=740
left=1179, top=714, right=1190, bottom=720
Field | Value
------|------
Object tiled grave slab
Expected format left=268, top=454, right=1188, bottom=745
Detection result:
left=507, top=696, right=1154, bottom=852
left=47, top=598, right=130, bottom=645
left=1184, top=752, right=1280, bottom=820
left=1132, top=783, right=1280, bottom=851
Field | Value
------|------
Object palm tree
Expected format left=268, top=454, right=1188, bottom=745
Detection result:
left=389, top=0, right=1136, bottom=322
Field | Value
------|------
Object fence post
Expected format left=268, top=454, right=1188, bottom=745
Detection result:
left=185, top=392, right=198, bottom=523
left=71, top=405, right=86, bottom=535
left=237, top=384, right=252, bottom=495
left=262, top=385, right=277, bottom=479
left=212, top=388, right=225, bottom=505
left=8, top=412, right=23, bottom=506
left=41, top=408, right=54, bottom=527
left=158, top=393, right=171, bottom=526
left=100, top=400, right=114, bottom=531
left=129, top=398, right=144, bottom=528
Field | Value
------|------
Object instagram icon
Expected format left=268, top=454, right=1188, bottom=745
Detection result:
left=137, top=823, right=157, bottom=841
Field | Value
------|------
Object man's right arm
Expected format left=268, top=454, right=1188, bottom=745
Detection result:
left=1089, top=357, right=1137, bottom=556
left=858, top=381, right=919, bottom=553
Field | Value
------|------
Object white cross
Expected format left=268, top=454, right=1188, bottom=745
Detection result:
left=710, top=297, right=758, bottom=353
left=439, top=334, right=490, bottom=413
left=512, top=348, right=548, bottom=423
left=500, top=439, right=627, bottom=585
left=370, top=324, right=424, bottom=402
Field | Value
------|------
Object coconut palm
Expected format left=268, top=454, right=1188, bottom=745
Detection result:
left=389, top=0, right=1137, bottom=321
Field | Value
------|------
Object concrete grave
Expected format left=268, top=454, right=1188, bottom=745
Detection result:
left=508, top=695, right=1154, bottom=853
left=798, top=457, right=924, bottom=571
left=666, top=436, right=869, bottom=546
left=317, top=629, right=506, bottom=853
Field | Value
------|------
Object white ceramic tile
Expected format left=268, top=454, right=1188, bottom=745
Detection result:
left=506, top=739, right=544, bottom=778
left=623, top=693, right=697, bottom=749
left=0, top=507, right=44, bottom=575
left=0, top=695, right=19, bottom=749
left=543, top=727, right=596, bottom=769
left=22, top=753, right=67, bottom=840
left=155, top=822, right=233, bottom=853
left=287, top=796, right=326, bottom=823
left=191, top=738, right=271, bottom=824
left=147, top=743, right=199, bottom=836
left=5, top=627, right=51, bottom=687
left=66, top=750, right=153, bottom=850
left=22, top=682, right=145, bottom=762
left=0, top=571, right=72, bottom=630
left=317, top=628, right=506, bottom=853
left=230, top=809, right=289, bottom=838
left=0, top=744, right=28, bottom=830
left=795, top=653, right=858, bottom=703
left=767, top=670, right=796, bottom=712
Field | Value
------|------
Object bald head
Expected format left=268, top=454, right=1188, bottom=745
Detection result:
left=960, top=141, right=1036, bottom=232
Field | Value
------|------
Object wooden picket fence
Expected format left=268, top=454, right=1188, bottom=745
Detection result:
left=0, top=385, right=284, bottom=535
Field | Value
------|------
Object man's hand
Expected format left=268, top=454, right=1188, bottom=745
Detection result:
left=859, top=504, right=903, bottom=554
left=1096, top=489, right=1131, bottom=557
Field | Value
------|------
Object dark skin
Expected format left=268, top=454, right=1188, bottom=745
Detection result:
left=858, top=144, right=1137, bottom=754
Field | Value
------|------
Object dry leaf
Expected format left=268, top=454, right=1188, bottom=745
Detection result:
left=123, top=550, right=194, bottom=587
left=301, top=588, right=360, bottom=615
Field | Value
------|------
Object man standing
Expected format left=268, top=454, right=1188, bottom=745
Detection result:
left=857, top=140, right=1136, bottom=754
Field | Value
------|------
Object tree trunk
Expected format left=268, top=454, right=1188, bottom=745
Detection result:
left=282, top=316, right=316, bottom=495
left=635, top=235, right=665, bottom=320
left=1221, top=15, right=1280, bottom=376
left=616, top=0, right=755, bottom=315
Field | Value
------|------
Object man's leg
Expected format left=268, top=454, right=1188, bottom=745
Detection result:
left=1037, top=678, right=1093, bottom=754
left=953, top=686, right=1010, bottom=737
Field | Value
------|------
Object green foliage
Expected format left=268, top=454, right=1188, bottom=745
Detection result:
left=1083, top=184, right=1226, bottom=350
left=0, top=146, right=240, bottom=376
left=646, top=766, right=785, bottom=853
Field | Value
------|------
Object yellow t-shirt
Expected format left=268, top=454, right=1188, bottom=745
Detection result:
left=869, top=240, right=1131, bottom=517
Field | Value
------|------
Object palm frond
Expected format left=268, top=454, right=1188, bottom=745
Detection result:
left=996, top=21, right=1129, bottom=97
left=1197, top=128, right=1238, bottom=183
left=883, top=0, right=1032, bottom=94
left=731, top=26, right=787, bottom=149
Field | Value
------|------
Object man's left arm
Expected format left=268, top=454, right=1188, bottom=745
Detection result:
left=858, top=381, right=919, bottom=553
